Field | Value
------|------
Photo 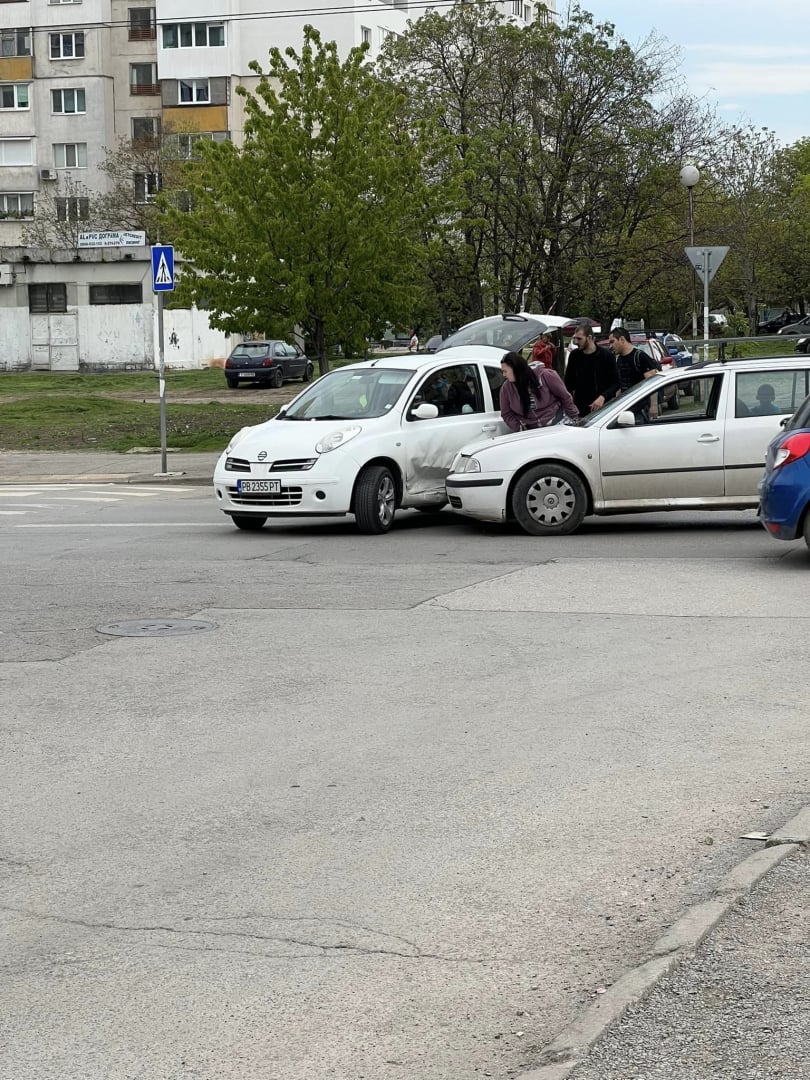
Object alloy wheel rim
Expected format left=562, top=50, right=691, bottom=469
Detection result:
left=525, top=476, right=576, bottom=526
left=377, top=476, right=395, bottom=525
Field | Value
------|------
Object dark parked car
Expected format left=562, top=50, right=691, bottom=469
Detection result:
left=777, top=315, right=810, bottom=336
left=759, top=394, right=810, bottom=550
left=796, top=337, right=810, bottom=355
left=758, top=311, right=799, bottom=334
left=224, top=341, right=313, bottom=388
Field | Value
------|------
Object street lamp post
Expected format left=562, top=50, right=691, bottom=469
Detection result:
left=679, top=165, right=700, bottom=345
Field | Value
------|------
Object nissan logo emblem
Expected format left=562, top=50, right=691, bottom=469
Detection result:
left=258, top=451, right=267, bottom=461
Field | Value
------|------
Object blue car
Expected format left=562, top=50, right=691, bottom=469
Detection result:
left=759, top=394, right=810, bottom=550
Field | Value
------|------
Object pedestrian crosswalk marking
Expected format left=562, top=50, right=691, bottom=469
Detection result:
left=154, top=253, right=172, bottom=285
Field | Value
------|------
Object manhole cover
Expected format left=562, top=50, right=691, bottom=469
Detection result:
left=96, top=619, right=218, bottom=638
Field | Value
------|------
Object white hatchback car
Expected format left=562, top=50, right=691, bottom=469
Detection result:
left=213, top=344, right=519, bottom=533
left=445, top=357, right=810, bottom=535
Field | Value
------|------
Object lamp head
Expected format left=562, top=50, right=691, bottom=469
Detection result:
left=679, top=165, right=700, bottom=189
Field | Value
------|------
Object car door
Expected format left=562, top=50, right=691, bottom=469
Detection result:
left=286, top=343, right=305, bottom=377
left=723, top=368, right=810, bottom=497
left=399, top=362, right=502, bottom=501
left=598, top=373, right=726, bottom=505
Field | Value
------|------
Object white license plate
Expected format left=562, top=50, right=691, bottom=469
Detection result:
left=237, top=480, right=281, bottom=493
left=238, top=372, right=256, bottom=377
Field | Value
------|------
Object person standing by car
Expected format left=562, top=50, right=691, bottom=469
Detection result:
left=530, top=332, right=556, bottom=369
left=564, top=321, right=620, bottom=416
left=608, top=326, right=659, bottom=420
left=500, top=351, right=578, bottom=431
left=409, top=330, right=419, bottom=352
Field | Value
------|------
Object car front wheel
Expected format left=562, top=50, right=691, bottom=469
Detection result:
left=354, top=465, right=397, bottom=534
left=512, top=464, right=587, bottom=536
left=230, top=514, right=267, bottom=531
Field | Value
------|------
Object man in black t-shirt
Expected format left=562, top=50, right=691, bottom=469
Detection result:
left=564, top=322, right=620, bottom=417
left=608, top=326, right=659, bottom=420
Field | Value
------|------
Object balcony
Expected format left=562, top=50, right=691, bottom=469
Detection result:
left=131, top=82, right=161, bottom=96
left=128, top=26, right=157, bottom=41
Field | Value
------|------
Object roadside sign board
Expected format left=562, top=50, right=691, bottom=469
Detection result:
left=151, top=244, right=175, bottom=293
left=685, top=246, right=729, bottom=285
left=78, top=230, right=146, bottom=249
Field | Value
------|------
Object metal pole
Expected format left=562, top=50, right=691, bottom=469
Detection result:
left=688, top=186, right=697, bottom=342
left=157, top=290, right=167, bottom=474
left=703, top=249, right=711, bottom=363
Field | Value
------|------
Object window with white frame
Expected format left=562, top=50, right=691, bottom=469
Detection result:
left=178, top=79, right=209, bottom=104
left=52, top=88, right=86, bottom=114
left=50, top=32, right=85, bottom=59
left=175, top=132, right=213, bottom=158
left=361, top=26, right=371, bottom=45
left=134, top=171, right=161, bottom=201
left=523, top=4, right=531, bottom=21
left=53, top=142, right=88, bottom=168
left=0, top=83, right=29, bottom=109
left=162, top=22, right=225, bottom=48
left=1, top=29, right=31, bottom=58
left=511, top=0, right=522, bottom=16
left=56, top=196, right=89, bottom=221
left=0, top=192, right=34, bottom=218
left=0, top=138, right=33, bottom=166
left=49, top=0, right=82, bottom=5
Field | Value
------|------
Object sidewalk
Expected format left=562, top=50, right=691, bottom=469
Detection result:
left=568, top=847, right=809, bottom=1080
left=0, top=450, right=219, bottom=485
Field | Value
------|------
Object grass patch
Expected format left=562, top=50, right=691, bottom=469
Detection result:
left=0, top=396, right=277, bottom=452
left=0, top=367, right=227, bottom=396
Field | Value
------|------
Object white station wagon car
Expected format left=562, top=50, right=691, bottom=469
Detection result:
left=445, top=357, right=810, bottom=535
left=213, top=344, right=518, bottom=533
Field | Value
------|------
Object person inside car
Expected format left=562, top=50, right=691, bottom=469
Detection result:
left=751, top=384, right=780, bottom=415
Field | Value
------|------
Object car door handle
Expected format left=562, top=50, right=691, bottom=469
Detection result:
left=696, top=434, right=720, bottom=443
left=481, top=423, right=499, bottom=433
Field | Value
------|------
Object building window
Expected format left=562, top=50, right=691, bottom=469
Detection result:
left=1, top=29, right=31, bottom=58
left=511, top=0, right=522, bottom=15
left=0, top=83, right=29, bottom=110
left=523, top=4, right=531, bottom=21
left=52, top=88, right=86, bottom=114
left=49, top=0, right=82, bottom=5
left=0, top=192, right=34, bottom=218
left=361, top=26, right=371, bottom=45
left=53, top=142, right=88, bottom=168
left=178, top=79, right=209, bottom=104
left=89, top=283, right=143, bottom=305
left=130, top=63, right=159, bottom=95
left=29, top=283, right=67, bottom=314
left=128, top=8, right=156, bottom=40
left=0, top=138, right=33, bottom=166
left=50, top=32, right=85, bottom=59
left=56, top=196, right=89, bottom=221
left=134, top=171, right=161, bottom=201
left=162, top=22, right=226, bottom=49
left=172, top=132, right=213, bottom=158
left=132, top=116, right=161, bottom=145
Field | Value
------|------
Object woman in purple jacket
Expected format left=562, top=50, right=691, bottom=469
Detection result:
left=499, top=351, right=579, bottom=432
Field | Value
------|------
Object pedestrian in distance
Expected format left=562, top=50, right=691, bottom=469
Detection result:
left=499, top=350, right=579, bottom=432
left=409, top=330, right=419, bottom=352
left=564, top=321, right=620, bottom=417
left=530, top=332, right=556, bottom=369
left=607, top=327, right=660, bottom=421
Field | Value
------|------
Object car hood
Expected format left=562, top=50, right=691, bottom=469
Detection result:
left=458, top=423, right=582, bottom=459
left=224, top=418, right=368, bottom=460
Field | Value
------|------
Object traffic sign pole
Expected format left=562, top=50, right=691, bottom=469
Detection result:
left=684, top=246, right=729, bottom=362
left=703, top=254, right=711, bottom=363
left=157, top=291, right=167, bottom=474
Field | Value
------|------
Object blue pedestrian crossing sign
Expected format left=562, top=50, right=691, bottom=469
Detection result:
left=151, top=244, right=175, bottom=293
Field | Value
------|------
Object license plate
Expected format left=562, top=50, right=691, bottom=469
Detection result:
left=237, top=480, right=281, bottom=493
left=238, top=372, right=256, bottom=378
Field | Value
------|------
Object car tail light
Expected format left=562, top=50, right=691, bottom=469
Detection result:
left=773, top=432, right=810, bottom=469
left=261, top=358, right=275, bottom=367
left=225, top=357, right=232, bottom=368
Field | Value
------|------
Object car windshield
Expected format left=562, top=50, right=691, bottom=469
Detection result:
left=437, top=314, right=548, bottom=353
left=232, top=344, right=270, bottom=356
left=280, top=367, right=414, bottom=420
left=580, top=379, right=663, bottom=427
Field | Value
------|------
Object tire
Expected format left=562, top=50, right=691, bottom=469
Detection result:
left=230, top=514, right=267, bottom=531
left=271, top=367, right=283, bottom=389
left=511, top=463, right=588, bottom=536
left=226, top=377, right=239, bottom=389
left=302, top=363, right=314, bottom=382
left=803, top=510, right=810, bottom=553
left=354, top=465, right=397, bottom=534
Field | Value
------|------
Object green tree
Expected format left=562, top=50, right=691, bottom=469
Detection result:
left=163, top=28, right=450, bottom=373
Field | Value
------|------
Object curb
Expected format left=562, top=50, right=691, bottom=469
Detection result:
left=1, top=474, right=211, bottom=486
left=519, top=804, right=810, bottom=1080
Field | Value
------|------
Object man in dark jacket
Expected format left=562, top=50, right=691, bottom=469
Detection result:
left=564, top=321, right=620, bottom=417
left=608, top=326, right=660, bottom=420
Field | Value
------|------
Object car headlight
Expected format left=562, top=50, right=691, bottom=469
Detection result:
left=458, top=455, right=481, bottom=473
left=315, top=426, right=362, bottom=454
left=225, top=426, right=253, bottom=454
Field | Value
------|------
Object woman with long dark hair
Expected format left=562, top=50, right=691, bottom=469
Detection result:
left=499, top=351, right=578, bottom=432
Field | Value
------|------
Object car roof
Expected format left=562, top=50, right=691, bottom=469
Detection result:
left=676, top=356, right=810, bottom=374
left=347, top=345, right=507, bottom=373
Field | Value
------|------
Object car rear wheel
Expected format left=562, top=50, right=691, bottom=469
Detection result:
left=354, top=465, right=397, bottom=534
left=803, top=510, right=810, bottom=552
left=271, top=367, right=283, bottom=389
left=302, top=363, right=314, bottom=382
left=230, top=514, right=267, bottom=531
left=512, top=464, right=587, bottom=536
left=226, top=377, right=238, bottom=389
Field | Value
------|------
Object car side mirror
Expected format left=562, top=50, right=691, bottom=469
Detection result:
left=616, top=410, right=636, bottom=427
left=411, top=402, right=440, bottom=420
left=780, top=415, right=791, bottom=428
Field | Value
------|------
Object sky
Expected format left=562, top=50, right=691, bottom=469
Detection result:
left=567, top=0, right=810, bottom=147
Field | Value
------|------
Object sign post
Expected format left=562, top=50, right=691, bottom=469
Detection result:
left=685, top=246, right=729, bottom=362
left=151, top=244, right=175, bottom=474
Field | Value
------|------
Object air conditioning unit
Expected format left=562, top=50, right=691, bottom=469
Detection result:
left=0, top=264, right=15, bottom=287
left=40, top=169, right=57, bottom=181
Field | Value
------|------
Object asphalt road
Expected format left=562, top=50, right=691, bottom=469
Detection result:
left=2, top=488, right=808, bottom=1080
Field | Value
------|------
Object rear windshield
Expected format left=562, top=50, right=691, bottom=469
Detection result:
left=232, top=344, right=270, bottom=357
